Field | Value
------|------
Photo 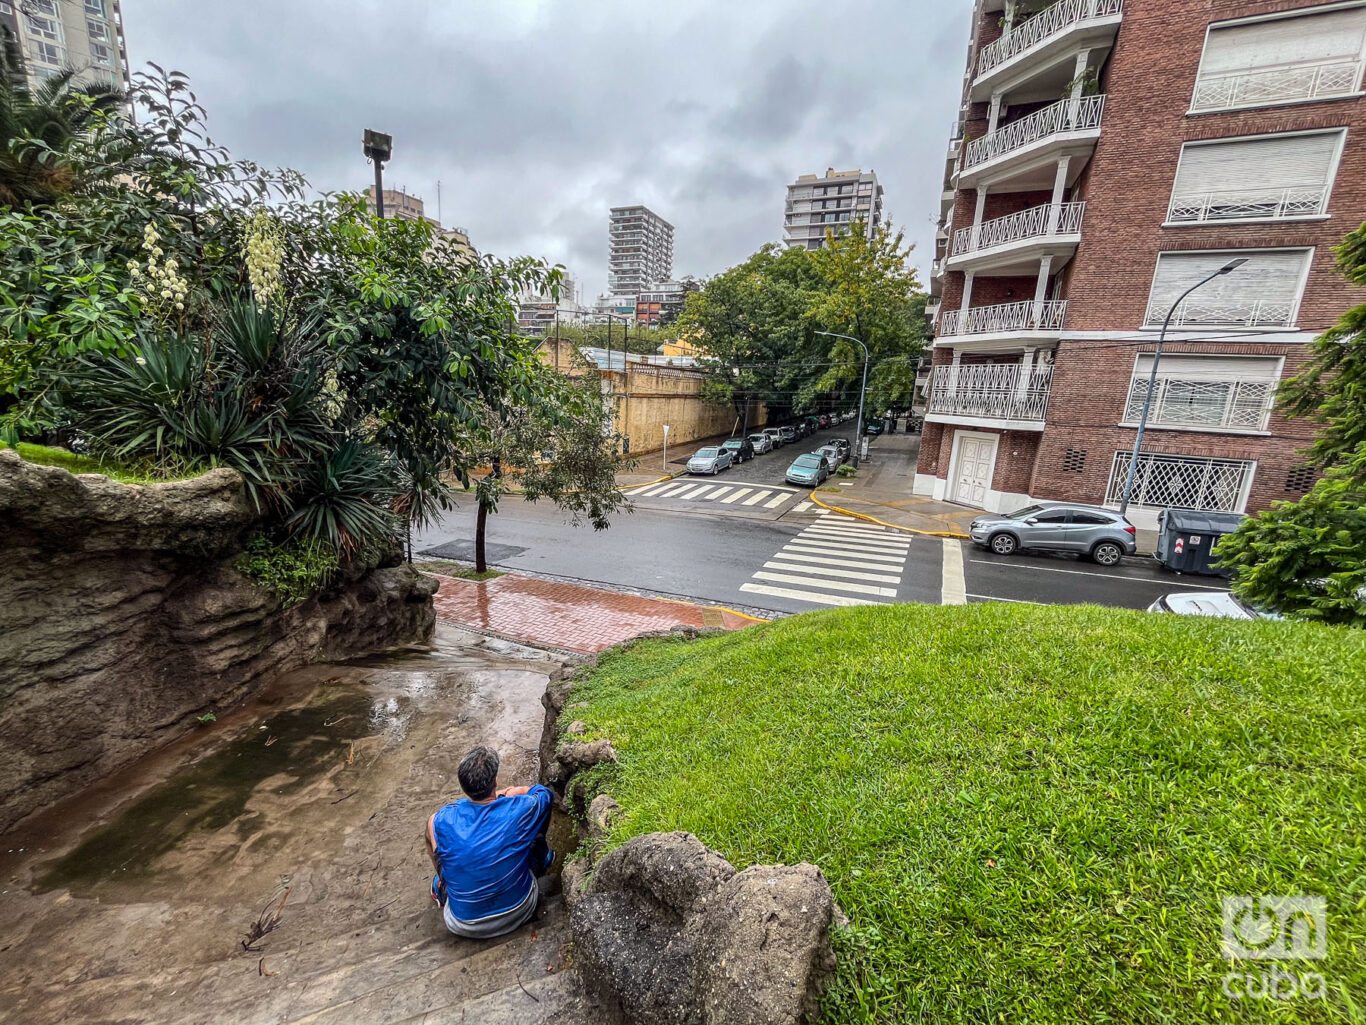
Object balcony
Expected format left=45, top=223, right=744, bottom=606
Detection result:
left=974, top=0, right=1124, bottom=98
left=1167, top=185, right=1329, bottom=224
left=949, top=201, right=1084, bottom=271
left=959, top=95, right=1105, bottom=185
left=1143, top=298, right=1298, bottom=329
left=1191, top=58, right=1364, bottom=114
left=925, top=362, right=1054, bottom=429
left=939, top=299, right=1067, bottom=338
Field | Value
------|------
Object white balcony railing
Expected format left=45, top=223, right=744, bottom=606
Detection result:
left=939, top=299, right=1067, bottom=336
left=928, top=363, right=1054, bottom=422
left=978, top=0, right=1124, bottom=77
left=1144, top=298, right=1297, bottom=329
left=1123, top=376, right=1275, bottom=432
left=962, top=94, right=1105, bottom=170
left=1192, top=58, right=1363, bottom=113
left=1167, top=185, right=1328, bottom=223
left=952, top=201, right=1085, bottom=256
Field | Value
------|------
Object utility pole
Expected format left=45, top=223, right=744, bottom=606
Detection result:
left=816, top=331, right=870, bottom=468
left=1118, top=258, right=1246, bottom=515
left=363, top=129, right=392, bottom=217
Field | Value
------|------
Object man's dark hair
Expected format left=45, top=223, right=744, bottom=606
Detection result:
left=457, top=746, right=499, bottom=801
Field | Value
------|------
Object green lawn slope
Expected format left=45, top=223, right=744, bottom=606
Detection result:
left=566, top=603, right=1366, bottom=1023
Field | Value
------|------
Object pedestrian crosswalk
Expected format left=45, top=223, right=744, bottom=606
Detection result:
left=740, top=518, right=911, bottom=608
left=632, top=479, right=799, bottom=511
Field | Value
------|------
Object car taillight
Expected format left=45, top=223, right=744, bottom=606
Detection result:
left=1124, top=525, right=1136, bottom=535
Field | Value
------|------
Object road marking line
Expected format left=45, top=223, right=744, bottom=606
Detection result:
left=764, top=493, right=794, bottom=509
left=765, top=561, right=901, bottom=584
left=784, top=543, right=906, bottom=565
left=739, top=583, right=875, bottom=607
left=964, top=558, right=1229, bottom=588
left=771, top=551, right=908, bottom=572
left=635, top=482, right=673, bottom=497
left=838, top=482, right=855, bottom=486
left=792, top=500, right=813, bottom=513
left=720, top=487, right=752, bottom=504
left=743, top=490, right=773, bottom=506
left=801, top=527, right=907, bottom=546
left=941, top=539, right=966, bottom=605
left=753, top=571, right=898, bottom=598
left=801, top=520, right=890, bottom=533
left=967, top=593, right=1044, bottom=605
left=700, top=486, right=733, bottom=501
left=688, top=485, right=722, bottom=500
left=801, top=524, right=897, bottom=539
left=655, top=483, right=691, bottom=498
left=797, top=534, right=911, bottom=554
left=816, top=509, right=829, bottom=516
left=675, top=483, right=713, bottom=499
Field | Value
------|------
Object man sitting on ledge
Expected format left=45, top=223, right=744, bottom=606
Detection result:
left=426, top=745, right=555, bottom=939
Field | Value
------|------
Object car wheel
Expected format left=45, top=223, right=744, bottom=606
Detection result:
left=989, top=533, right=1018, bottom=556
left=1091, top=541, right=1123, bottom=566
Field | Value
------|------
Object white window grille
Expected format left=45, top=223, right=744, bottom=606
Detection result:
left=928, top=362, right=1054, bottom=422
left=1192, top=7, right=1366, bottom=112
left=1168, top=131, right=1343, bottom=223
left=1123, top=355, right=1279, bottom=431
left=978, top=0, right=1125, bottom=76
left=962, top=95, right=1105, bottom=169
left=1144, top=250, right=1310, bottom=328
left=1106, top=452, right=1254, bottom=511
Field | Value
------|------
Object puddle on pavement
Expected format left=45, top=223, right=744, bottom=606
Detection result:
left=36, top=682, right=399, bottom=894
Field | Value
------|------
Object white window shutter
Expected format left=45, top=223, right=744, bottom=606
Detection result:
left=1147, top=251, right=1311, bottom=326
left=1202, top=8, right=1366, bottom=72
left=1133, top=355, right=1281, bottom=381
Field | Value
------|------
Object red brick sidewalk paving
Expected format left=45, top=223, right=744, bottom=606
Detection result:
left=429, top=573, right=758, bottom=654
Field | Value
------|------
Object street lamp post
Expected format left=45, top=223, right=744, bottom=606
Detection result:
left=1118, top=257, right=1246, bottom=515
left=362, top=129, right=392, bottom=217
left=815, top=330, right=870, bottom=468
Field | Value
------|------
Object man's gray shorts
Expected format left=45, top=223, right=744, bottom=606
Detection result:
left=441, top=879, right=539, bottom=939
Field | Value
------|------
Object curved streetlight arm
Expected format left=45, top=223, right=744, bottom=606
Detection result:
left=815, top=330, right=870, bottom=468
left=1118, top=258, right=1246, bottom=515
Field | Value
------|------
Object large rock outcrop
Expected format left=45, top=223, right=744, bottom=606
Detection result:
left=0, top=450, right=437, bottom=831
left=567, top=832, right=837, bottom=1025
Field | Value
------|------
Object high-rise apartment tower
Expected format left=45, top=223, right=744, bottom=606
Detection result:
left=783, top=168, right=884, bottom=250
left=1, top=0, right=131, bottom=93
left=608, top=206, right=673, bottom=295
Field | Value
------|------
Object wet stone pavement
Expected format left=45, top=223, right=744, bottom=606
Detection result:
left=0, top=626, right=595, bottom=1025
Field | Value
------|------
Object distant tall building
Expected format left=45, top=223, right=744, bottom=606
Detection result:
left=1, top=0, right=132, bottom=93
left=608, top=205, right=674, bottom=296
left=364, top=186, right=475, bottom=262
left=782, top=169, right=884, bottom=250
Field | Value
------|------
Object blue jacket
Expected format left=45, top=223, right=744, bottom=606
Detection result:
left=432, top=785, right=553, bottom=920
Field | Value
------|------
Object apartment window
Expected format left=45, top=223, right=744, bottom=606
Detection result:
left=1106, top=453, right=1255, bottom=511
left=87, top=18, right=110, bottom=40
left=859, top=183, right=873, bottom=194
left=1168, top=130, right=1344, bottom=223
left=27, top=14, right=61, bottom=40
left=28, top=0, right=56, bottom=13
left=1192, top=6, right=1366, bottom=112
left=32, top=40, right=62, bottom=65
left=1123, top=355, right=1280, bottom=432
left=1145, top=249, right=1311, bottom=328
left=85, top=0, right=106, bottom=14
left=89, top=41, right=112, bottom=64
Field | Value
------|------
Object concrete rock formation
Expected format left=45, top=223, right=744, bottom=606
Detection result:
left=0, top=451, right=436, bottom=831
left=569, top=832, right=837, bottom=1025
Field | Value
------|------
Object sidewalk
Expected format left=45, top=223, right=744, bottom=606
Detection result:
left=821, top=432, right=977, bottom=536
left=428, top=572, right=757, bottom=655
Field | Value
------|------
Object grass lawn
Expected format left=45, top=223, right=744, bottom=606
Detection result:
left=414, top=559, right=504, bottom=581
left=0, top=441, right=190, bottom=485
left=566, top=604, right=1366, bottom=1023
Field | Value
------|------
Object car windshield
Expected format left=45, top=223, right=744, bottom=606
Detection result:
left=748, top=435, right=765, bottom=442
left=1006, top=504, right=1047, bottom=519
left=721, top=440, right=739, bottom=448
left=793, top=455, right=821, bottom=468
left=695, top=448, right=718, bottom=458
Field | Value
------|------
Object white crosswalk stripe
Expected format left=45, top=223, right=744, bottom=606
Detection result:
left=720, top=487, right=752, bottom=504
left=764, top=493, right=794, bottom=509
left=742, top=489, right=773, bottom=506
left=633, top=480, right=802, bottom=510
left=741, top=517, right=915, bottom=607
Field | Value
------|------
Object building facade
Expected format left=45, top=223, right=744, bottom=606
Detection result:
left=2, top=0, right=131, bottom=93
left=363, top=186, right=476, bottom=261
left=608, top=205, right=674, bottom=296
left=783, top=168, right=885, bottom=250
left=922, top=0, right=1366, bottom=529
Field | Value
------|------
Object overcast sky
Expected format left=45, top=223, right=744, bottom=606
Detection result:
left=123, top=1, right=971, bottom=300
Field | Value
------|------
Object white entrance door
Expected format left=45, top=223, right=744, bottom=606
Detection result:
left=951, top=432, right=997, bottom=507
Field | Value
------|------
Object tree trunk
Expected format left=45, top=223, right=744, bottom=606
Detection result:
left=474, top=500, right=488, bottom=573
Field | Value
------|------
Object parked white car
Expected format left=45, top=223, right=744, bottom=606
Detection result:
left=1147, top=591, right=1270, bottom=619
left=748, top=433, right=773, bottom=455
left=687, top=447, right=733, bottom=475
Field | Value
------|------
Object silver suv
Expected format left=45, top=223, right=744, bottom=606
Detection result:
left=969, top=502, right=1137, bottom=567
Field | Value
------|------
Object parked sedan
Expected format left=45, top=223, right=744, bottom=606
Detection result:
left=687, top=446, right=733, bottom=475
left=831, top=437, right=851, bottom=461
left=818, top=414, right=832, bottom=429
left=778, top=426, right=798, bottom=444
left=815, top=443, right=844, bottom=467
left=864, top=420, right=884, bottom=436
left=1147, top=591, right=1272, bottom=619
left=720, top=437, right=755, bottom=464
left=785, top=452, right=832, bottom=487
left=763, top=427, right=785, bottom=449
left=748, top=432, right=773, bottom=454
left=968, top=502, right=1137, bottom=566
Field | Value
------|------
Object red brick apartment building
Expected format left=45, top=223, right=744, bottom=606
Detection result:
left=921, top=0, right=1366, bottom=528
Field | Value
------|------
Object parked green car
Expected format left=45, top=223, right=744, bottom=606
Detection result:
left=785, top=452, right=832, bottom=486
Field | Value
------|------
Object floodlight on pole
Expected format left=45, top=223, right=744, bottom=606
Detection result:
left=363, top=129, right=393, bottom=218
left=1118, top=257, right=1247, bottom=515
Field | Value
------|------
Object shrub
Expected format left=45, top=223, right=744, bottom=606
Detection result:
left=234, top=535, right=339, bottom=608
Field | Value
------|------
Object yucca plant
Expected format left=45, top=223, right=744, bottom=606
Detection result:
left=285, top=439, right=398, bottom=554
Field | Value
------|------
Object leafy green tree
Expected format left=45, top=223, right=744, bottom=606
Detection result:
left=0, top=28, right=127, bottom=209
left=1218, top=223, right=1366, bottom=624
